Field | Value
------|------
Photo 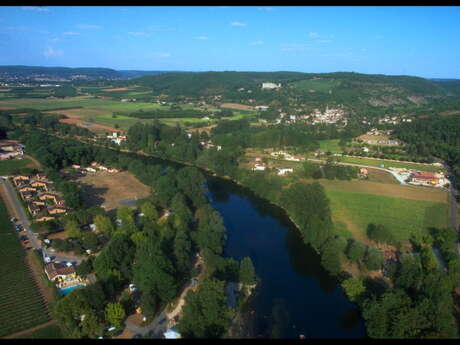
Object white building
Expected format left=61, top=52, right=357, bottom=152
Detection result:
left=277, top=168, right=293, bottom=175
left=262, top=82, right=281, bottom=90
left=255, top=105, right=269, bottom=111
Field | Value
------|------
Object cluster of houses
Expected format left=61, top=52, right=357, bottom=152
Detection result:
left=0, top=140, right=24, bottom=160
left=72, top=162, right=120, bottom=174
left=360, top=129, right=401, bottom=146
left=389, top=167, right=449, bottom=188
left=377, top=116, right=412, bottom=125
left=310, top=106, right=347, bottom=125
left=106, top=132, right=127, bottom=146
left=270, top=150, right=304, bottom=162
left=12, top=174, right=67, bottom=222
left=251, top=157, right=294, bottom=175
left=121, top=98, right=137, bottom=102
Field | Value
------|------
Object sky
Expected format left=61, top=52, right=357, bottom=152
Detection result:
left=1, top=6, right=460, bottom=78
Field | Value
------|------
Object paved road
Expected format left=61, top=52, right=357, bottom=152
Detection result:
left=0, top=178, right=84, bottom=264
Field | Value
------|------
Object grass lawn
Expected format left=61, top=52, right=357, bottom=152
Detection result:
left=338, top=156, right=441, bottom=172
left=319, top=139, right=343, bottom=154
left=18, top=324, right=63, bottom=339
left=0, top=158, right=35, bottom=175
left=326, top=189, right=448, bottom=244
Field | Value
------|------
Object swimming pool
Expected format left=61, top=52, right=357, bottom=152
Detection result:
left=58, top=283, right=87, bottom=295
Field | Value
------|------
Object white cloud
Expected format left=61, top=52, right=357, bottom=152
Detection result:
left=230, top=21, right=247, bottom=27
left=128, top=31, right=147, bottom=36
left=63, top=31, right=80, bottom=36
left=21, top=6, right=49, bottom=12
left=195, top=36, right=208, bottom=40
left=76, top=24, right=102, bottom=30
left=44, top=46, right=63, bottom=58
left=250, top=40, right=264, bottom=45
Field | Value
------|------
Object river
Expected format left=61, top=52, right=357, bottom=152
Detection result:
left=206, top=176, right=366, bottom=338
left=137, top=154, right=366, bottom=338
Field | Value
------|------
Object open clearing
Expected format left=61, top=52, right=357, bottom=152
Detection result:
left=319, top=178, right=448, bottom=204
left=326, top=189, right=448, bottom=244
left=0, top=158, right=38, bottom=175
left=219, top=102, right=255, bottom=111
left=356, top=133, right=391, bottom=142
left=366, top=168, right=399, bottom=184
left=78, top=171, right=151, bottom=210
left=339, top=156, right=441, bottom=172
left=319, top=139, right=342, bottom=153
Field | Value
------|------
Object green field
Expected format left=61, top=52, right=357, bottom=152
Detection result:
left=0, top=158, right=35, bottom=175
left=319, top=139, right=343, bottom=154
left=0, top=199, right=50, bottom=337
left=17, top=324, right=63, bottom=339
left=338, top=156, right=441, bottom=172
left=326, top=189, right=448, bottom=244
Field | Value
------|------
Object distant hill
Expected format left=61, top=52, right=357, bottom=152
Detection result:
left=129, top=71, right=449, bottom=107
left=431, top=79, right=460, bottom=96
left=0, top=65, right=120, bottom=80
left=0, top=65, right=180, bottom=81
left=117, top=70, right=185, bottom=78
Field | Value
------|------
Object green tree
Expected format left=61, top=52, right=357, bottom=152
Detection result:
left=178, top=278, right=231, bottom=338
left=140, top=201, right=158, bottom=222
left=346, top=240, right=367, bottom=263
left=239, top=257, right=256, bottom=285
left=105, top=303, right=126, bottom=329
left=65, top=219, right=82, bottom=239
left=364, top=247, right=384, bottom=271
left=94, top=214, right=114, bottom=237
left=341, top=277, right=366, bottom=302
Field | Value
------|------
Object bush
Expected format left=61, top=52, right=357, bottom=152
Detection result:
left=367, top=223, right=397, bottom=246
left=364, top=247, right=384, bottom=271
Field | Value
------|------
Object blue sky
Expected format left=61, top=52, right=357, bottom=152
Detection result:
left=1, top=6, right=459, bottom=78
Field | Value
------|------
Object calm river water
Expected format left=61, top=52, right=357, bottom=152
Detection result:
left=206, top=176, right=366, bottom=338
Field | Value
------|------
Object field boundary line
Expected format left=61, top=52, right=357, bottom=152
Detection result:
left=3, top=320, right=56, bottom=339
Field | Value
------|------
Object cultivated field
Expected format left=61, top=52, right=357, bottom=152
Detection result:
left=338, top=156, right=441, bottom=172
left=219, top=102, right=255, bottom=111
left=326, top=189, right=448, bottom=245
left=0, top=199, right=50, bottom=337
left=78, top=171, right=151, bottom=210
left=366, top=168, right=399, bottom=184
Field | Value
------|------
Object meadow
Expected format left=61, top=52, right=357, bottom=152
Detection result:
left=319, top=139, right=343, bottom=154
left=338, top=155, right=441, bottom=172
left=325, top=187, right=448, bottom=245
left=0, top=158, right=36, bottom=176
left=0, top=199, right=50, bottom=337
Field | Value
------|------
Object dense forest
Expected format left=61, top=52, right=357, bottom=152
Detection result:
left=394, top=114, right=460, bottom=179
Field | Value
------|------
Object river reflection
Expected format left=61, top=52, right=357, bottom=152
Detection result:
left=206, top=176, right=366, bottom=338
